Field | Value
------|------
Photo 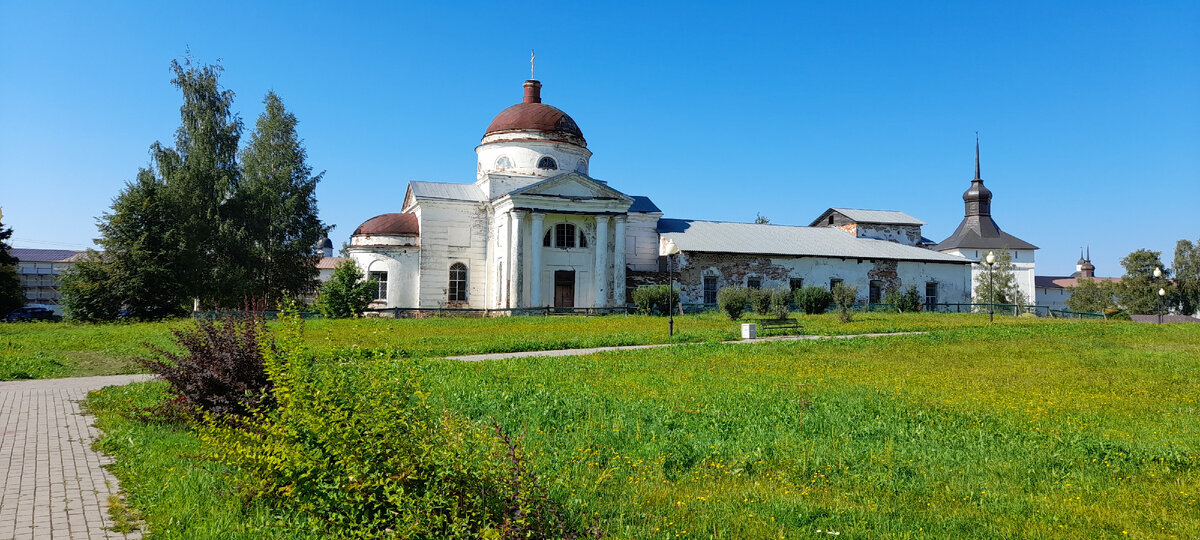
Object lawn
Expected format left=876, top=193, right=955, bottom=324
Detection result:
left=4, top=310, right=1003, bottom=381
left=84, top=315, right=1200, bottom=538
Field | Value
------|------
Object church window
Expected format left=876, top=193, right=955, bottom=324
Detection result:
left=703, top=276, right=718, bottom=304
left=925, top=282, right=938, bottom=310
left=747, top=276, right=762, bottom=289
left=495, top=155, right=513, bottom=169
left=369, top=271, right=388, bottom=300
left=537, top=156, right=557, bottom=170
left=554, top=224, right=576, bottom=248
left=448, top=263, right=468, bottom=302
left=575, top=159, right=587, bottom=173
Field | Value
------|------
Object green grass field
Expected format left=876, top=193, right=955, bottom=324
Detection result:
left=4, top=311, right=1001, bottom=381
left=81, top=315, right=1200, bottom=538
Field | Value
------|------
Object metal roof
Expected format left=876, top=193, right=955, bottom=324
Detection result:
left=818, top=208, right=925, bottom=226
left=933, top=215, right=1038, bottom=251
left=10, top=248, right=83, bottom=263
left=628, top=196, right=661, bottom=213
left=408, top=181, right=486, bottom=203
left=658, top=219, right=970, bottom=263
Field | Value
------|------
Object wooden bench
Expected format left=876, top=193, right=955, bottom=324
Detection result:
left=756, top=318, right=804, bottom=334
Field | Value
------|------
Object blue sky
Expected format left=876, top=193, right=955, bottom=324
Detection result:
left=1, top=1, right=1196, bottom=277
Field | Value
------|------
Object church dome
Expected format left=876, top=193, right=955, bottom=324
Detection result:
left=353, top=213, right=419, bottom=236
left=483, top=80, right=586, bottom=147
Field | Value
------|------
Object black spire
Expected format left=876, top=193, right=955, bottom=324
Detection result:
left=962, top=136, right=992, bottom=217
left=974, top=133, right=981, bottom=180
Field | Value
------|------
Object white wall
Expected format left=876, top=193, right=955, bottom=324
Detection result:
left=414, top=200, right=490, bottom=308
left=945, top=248, right=1037, bottom=304
left=624, top=213, right=662, bottom=271
left=350, top=248, right=420, bottom=308
left=476, top=140, right=592, bottom=197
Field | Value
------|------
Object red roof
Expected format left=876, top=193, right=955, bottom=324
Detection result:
left=1035, top=276, right=1121, bottom=289
left=483, top=80, right=586, bottom=146
left=352, top=213, right=419, bottom=236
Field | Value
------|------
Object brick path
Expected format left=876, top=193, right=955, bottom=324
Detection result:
left=0, top=374, right=154, bottom=539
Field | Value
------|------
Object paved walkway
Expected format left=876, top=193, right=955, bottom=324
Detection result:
left=447, top=331, right=926, bottom=362
left=0, top=374, right=154, bottom=540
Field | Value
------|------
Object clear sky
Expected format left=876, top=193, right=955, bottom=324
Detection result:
left=2, top=1, right=1197, bottom=277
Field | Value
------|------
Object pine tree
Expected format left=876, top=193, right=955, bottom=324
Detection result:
left=238, top=91, right=327, bottom=305
left=0, top=215, right=23, bottom=313
left=973, top=250, right=1028, bottom=306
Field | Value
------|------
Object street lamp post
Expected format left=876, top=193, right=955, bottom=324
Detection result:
left=665, top=239, right=680, bottom=338
left=985, top=251, right=996, bottom=323
left=1154, top=267, right=1164, bottom=324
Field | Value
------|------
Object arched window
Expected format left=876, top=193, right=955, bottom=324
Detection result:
left=448, top=263, right=468, bottom=302
left=495, top=155, right=513, bottom=169
left=543, top=229, right=552, bottom=247
left=537, top=156, right=557, bottom=170
left=554, top=224, right=576, bottom=248
left=575, top=159, right=587, bottom=173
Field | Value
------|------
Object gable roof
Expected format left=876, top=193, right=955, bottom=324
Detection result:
left=506, top=172, right=633, bottom=203
left=629, top=196, right=661, bottom=213
left=10, top=248, right=83, bottom=263
left=658, top=219, right=970, bottom=264
left=406, top=181, right=487, bottom=203
left=811, top=208, right=925, bottom=226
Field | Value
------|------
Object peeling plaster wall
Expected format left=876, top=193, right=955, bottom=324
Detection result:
left=661, top=252, right=971, bottom=305
left=624, top=213, right=662, bottom=271
left=415, top=200, right=489, bottom=308
left=857, top=224, right=923, bottom=246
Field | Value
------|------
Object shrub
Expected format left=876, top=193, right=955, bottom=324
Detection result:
left=749, top=288, right=772, bottom=316
left=883, top=285, right=922, bottom=313
left=200, top=308, right=591, bottom=538
left=316, top=259, right=376, bottom=318
left=831, top=282, right=858, bottom=323
left=631, top=285, right=673, bottom=315
left=716, top=286, right=749, bottom=320
left=135, top=314, right=272, bottom=418
left=793, top=286, right=832, bottom=315
left=769, top=288, right=792, bottom=319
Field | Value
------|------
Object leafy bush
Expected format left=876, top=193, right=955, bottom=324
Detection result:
left=716, top=286, right=749, bottom=320
left=793, top=286, right=833, bottom=315
left=883, top=285, right=922, bottom=313
left=749, top=288, right=772, bottom=316
left=316, top=259, right=376, bottom=318
left=631, top=285, right=673, bottom=315
left=200, top=309, right=590, bottom=538
left=135, top=314, right=272, bottom=418
left=769, top=288, right=792, bottom=319
left=831, top=282, right=858, bottom=323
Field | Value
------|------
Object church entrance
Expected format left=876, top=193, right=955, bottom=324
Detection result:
left=554, top=270, right=575, bottom=308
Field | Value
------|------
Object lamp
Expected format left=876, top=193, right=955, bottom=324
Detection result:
left=1158, top=287, right=1167, bottom=324
left=665, top=239, right=680, bottom=338
left=985, top=251, right=996, bottom=323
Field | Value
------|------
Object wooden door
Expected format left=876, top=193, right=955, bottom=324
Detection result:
left=554, top=270, right=575, bottom=308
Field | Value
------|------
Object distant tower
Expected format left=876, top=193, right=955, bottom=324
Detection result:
left=1076, top=246, right=1095, bottom=279
left=317, top=237, right=334, bottom=258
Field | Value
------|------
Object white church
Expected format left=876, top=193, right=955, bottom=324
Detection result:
left=347, top=78, right=1038, bottom=312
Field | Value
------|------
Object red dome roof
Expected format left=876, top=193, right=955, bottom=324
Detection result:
left=353, top=213, right=419, bottom=236
left=483, top=80, right=586, bottom=147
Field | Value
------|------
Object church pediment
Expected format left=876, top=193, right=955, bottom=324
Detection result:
left=506, top=172, right=633, bottom=204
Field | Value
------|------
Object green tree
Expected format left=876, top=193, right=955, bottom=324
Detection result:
left=1065, top=278, right=1117, bottom=314
left=57, top=251, right=122, bottom=321
left=1115, top=249, right=1169, bottom=315
left=831, top=282, right=858, bottom=323
left=1172, top=239, right=1200, bottom=315
left=0, top=214, right=23, bottom=313
left=316, top=259, right=376, bottom=318
left=973, top=250, right=1028, bottom=306
left=238, top=91, right=328, bottom=305
left=754, top=213, right=770, bottom=224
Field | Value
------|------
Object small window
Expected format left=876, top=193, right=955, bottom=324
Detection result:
left=537, top=156, right=557, bottom=170
left=789, top=278, right=804, bottom=291
left=448, top=263, right=468, bottom=302
left=828, top=215, right=834, bottom=225
left=369, top=271, right=388, bottom=300
left=575, top=159, right=587, bottom=173
left=554, top=224, right=576, bottom=248
left=869, top=280, right=883, bottom=303
left=703, top=276, right=718, bottom=304
left=925, top=282, right=938, bottom=310
left=747, top=276, right=762, bottom=289
left=830, top=278, right=843, bottom=290
left=495, top=155, right=512, bottom=169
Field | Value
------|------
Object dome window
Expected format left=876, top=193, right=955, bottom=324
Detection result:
left=575, top=159, right=587, bottom=173
left=537, top=156, right=557, bottom=170
left=495, top=155, right=513, bottom=169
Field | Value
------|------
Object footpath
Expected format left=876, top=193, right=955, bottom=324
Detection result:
left=0, top=374, right=153, bottom=540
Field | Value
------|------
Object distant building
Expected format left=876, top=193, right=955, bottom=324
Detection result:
left=1035, top=249, right=1120, bottom=311
left=11, top=248, right=86, bottom=314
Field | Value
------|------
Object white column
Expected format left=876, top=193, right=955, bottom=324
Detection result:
left=613, top=215, right=626, bottom=306
left=530, top=212, right=544, bottom=307
left=594, top=215, right=609, bottom=307
left=508, top=210, right=524, bottom=308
